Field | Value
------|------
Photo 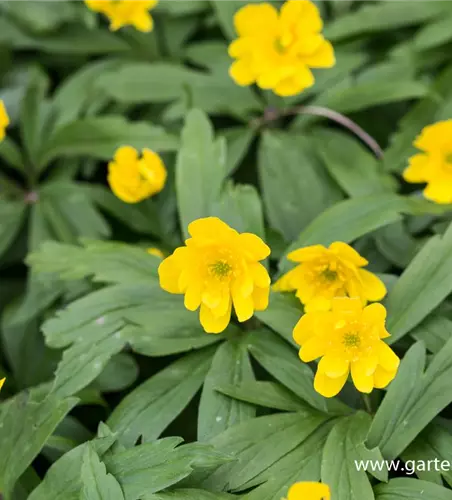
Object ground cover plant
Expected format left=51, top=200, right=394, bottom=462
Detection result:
left=2, top=1, right=452, bottom=499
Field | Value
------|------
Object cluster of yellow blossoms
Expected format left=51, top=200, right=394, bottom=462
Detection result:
left=85, top=0, right=158, bottom=32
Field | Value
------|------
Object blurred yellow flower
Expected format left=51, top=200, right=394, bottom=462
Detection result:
left=228, top=0, right=335, bottom=97
left=0, top=378, right=5, bottom=391
left=0, top=100, right=10, bottom=141
left=159, top=217, right=270, bottom=333
left=85, top=0, right=158, bottom=32
left=286, top=482, right=330, bottom=500
left=274, top=242, right=386, bottom=312
left=108, top=146, right=166, bottom=204
left=294, top=298, right=400, bottom=398
left=147, top=247, right=165, bottom=259
left=403, top=120, right=452, bottom=204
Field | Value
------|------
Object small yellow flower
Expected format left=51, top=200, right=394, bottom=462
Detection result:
left=108, top=146, right=166, bottom=204
left=294, top=297, right=400, bottom=398
left=285, top=482, right=331, bottom=500
left=158, top=217, right=271, bottom=334
left=228, top=0, right=335, bottom=97
left=0, top=100, right=10, bottom=141
left=403, top=120, right=452, bottom=204
left=147, top=247, right=164, bottom=259
left=274, top=242, right=386, bottom=312
left=85, top=0, right=158, bottom=32
left=0, top=378, right=5, bottom=391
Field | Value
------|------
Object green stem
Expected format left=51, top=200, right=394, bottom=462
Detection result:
left=362, top=393, right=373, bottom=414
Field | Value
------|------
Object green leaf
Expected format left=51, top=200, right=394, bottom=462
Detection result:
left=259, top=131, right=343, bottom=241
left=107, top=347, right=215, bottom=447
left=375, top=478, right=452, bottom=500
left=28, top=426, right=118, bottom=500
left=200, top=411, right=331, bottom=492
left=19, top=66, right=49, bottom=164
left=411, top=314, right=452, bottom=353
left=0, top=199, right=26, bottom=260
left=80, top=446, right=125, bottom=500
left=312, top=129, right=396, bottom=197
left=216, top=380, right=307, bottom=412
left=0, top=136, right=25, bottom=172
left=384, top=64, right=452, bottom=173
left=198, top=337, right=255, bottom=442
left=322, top=412, right=386, bottom=500
left=150, top=489, right=233, bottom=500
left=97, top=63, right=262, bottom=119
left=386, top=223, right=452, bottom=344
left=374, top=221, right=421, bottom=269
left=93, top=353, right=139, bottom=393
left=28, top=240, right=159, bottom=284
left=246, top=330, right=350, bottom=415
left=0, top=393, right=77, bottom=497
left=223, top=127, right=255, bottom=177
left=176, top=109, right=226, bottom=237
left=39, top=116, right=178, bottom=168
left=367, top=339, right=452, bottom=458
left=413, top=14, right=452, bottom=51
left=325, top=1, right=451, bottom=41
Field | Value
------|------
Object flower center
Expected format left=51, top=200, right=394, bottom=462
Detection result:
left=209, top=260, right=232, bottom=279
left=274, top=37, right=288, bottom=54
left=321, top=269, right=338, bottom=282
left=446, top=153, right=452, bottom=164
left=343, top=332, right=361, bottom=349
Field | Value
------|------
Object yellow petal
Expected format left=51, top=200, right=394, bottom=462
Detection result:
left=229, top=60, right=256, bottom=86
left=403, top=153, right=430, bottom=183
left=184, top=284, right=202, bottom=311
left=108, top=170, right=145, bottom=203
left=373, top=365, right=397, bottom=389
left=424, top=181, right=452, bottom=204
left=287, top=481, right=331, bottom=500
left=158, top=251, right=186, bottom=294
left=304, top=40, right=335, bottom=68
left=114, top=145, right=139, bottom=164
left=253, top=286, right=269, bottom=311
left=234, top=3, right=278, bottom=37
left=287, top=244, right=327, bottom=263
left=200, top=302, right=231, bottom=334
left=314, top=369, right=348, bottom=398
left=274, top=67, right=315, bottom=97
left=281, top=0, right=323, bottom=34
left=378, top=342, right=400, bottom=372
left=358, top=269, right=387, bottom=302
left=304, top=295, right=333, bottom=312
left=132, top=12, right=154, bottom=32
left=351, top=357, right=378, bottom=393
left=331, top=297, right=362, bottom=316
left=329, top=241, right=368, bottom=267
left=0, top=378, right=5, bottom=391
left=299, top=336, right=327, bottom=362
left=238, top=233, right=270, bottom=261
left=318, top=355, right=349, bottom=378
left=273, top=267, right=301, bottom=292
left=188, top=217, right=236, bottom=241
left=250, top=263, right=270, bottom=288
left=232, top=289, right=254, bottom=322
left=140, top=149, right=167, bottom=193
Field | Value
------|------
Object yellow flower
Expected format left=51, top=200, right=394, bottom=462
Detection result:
left=0, top=378, right=5, bottom=391
left=294, top=298, right=400, bottom=398
left=85, top=0, right=158, bottom=32
left=403, top=120, right=452, bottom=204
left=286, top=482, right=331, bottom=500
left=274, top=242, right=386, bottom=312
left=108, top=146, right=166, bottom=204
left=147, top=247, right=164, bottom=259
left=228, top=0, right=335, bottom=97
left=0, top=100, right=10, bottom=141
left=158, top=217, right=271, bottom=334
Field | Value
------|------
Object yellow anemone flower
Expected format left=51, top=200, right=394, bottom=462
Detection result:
left=228, top=0, right=335, bottom=97
left=158, top=217, right=271, bottom=334
left=286, top=482, right=331, bottom=500
left=0, top=100, right=10, bottom=141
left=0, top=378, right=5, bottom=391
left=294, top=297, right=400, bottom=398
left=108, top=146, right=167, bottom=204
left=274, top=242, right=386, bottom=312
left=85, top=0, right=158, bottom=32
left=403, top=120, right=452, bottom=204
